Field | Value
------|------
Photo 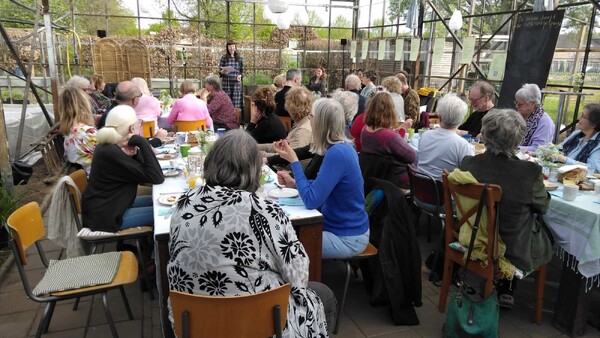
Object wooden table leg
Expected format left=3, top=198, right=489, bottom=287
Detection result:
left=155, top=234, right=175, bottom=338
left=552, top=256, right=592, bottom=336
left=295, top=222, right=323, bottom=282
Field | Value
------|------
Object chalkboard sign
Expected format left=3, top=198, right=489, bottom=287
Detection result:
left=497, top=10, right=564, bottom=108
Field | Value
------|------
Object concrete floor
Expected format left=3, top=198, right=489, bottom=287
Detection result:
left=0, top=216, right=599, bottom=337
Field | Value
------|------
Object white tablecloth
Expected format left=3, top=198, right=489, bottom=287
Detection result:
left=545, top=182, right=600, bottom=287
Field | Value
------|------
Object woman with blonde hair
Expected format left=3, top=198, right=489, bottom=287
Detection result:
left=361, top=92, right=416, bottom=187
left=247, top=87, right=287, bottom=143
left=167, top=80, right=213, bottom=129
left=381, top=76, right=405, bottom=121
left=131, top=77, right=162, bottom=133
left=274, top=98, right=369, bottom=259
left=273, top=74, right=286, bottom=92
left=59, top=86, right=97, bottom=175
left=82, top=106, right=164, bottom=232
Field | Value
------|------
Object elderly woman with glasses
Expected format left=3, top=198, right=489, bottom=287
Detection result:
left=459, top=108, right=552, bottom=308
left=274, top=98, right=369, bottom=259
left=167, top=130, right=334, bottom=335
left=82, top=106, right=164, bottom=232
left=418, top=94, right=474, bottom=180
left=555, top=103, right=600, bottom=173
left=515, top=83, right=555, bottom=152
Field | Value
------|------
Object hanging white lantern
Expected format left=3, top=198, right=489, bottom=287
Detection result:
left=448, top=10, right=463, bottom=31
left=296, top=7, right=309, bottom=26
left=268, top=0, right=289, bottom=14
left=263, top=6, right=274, bottom=22
left=277, top=14, right=291, bottom=30
left=139, top=3, right=152, bottom=15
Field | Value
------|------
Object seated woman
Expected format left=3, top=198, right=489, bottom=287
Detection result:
left=515, top=83, right=555, bottom=152
left=555, top=103, right=600, bottom=173
left=90, top=74, right=111, bottom=111
left=361, top=92, right=416, bottom=188
left=331, top=89, right=359, bottom=133
left=167, top=80, right=213, bottom=129
left=59, top=86, right=98, bottom=175
left=82, top=106, right=164, bottom=232
left=259, top=87, right=313, bottom=153
left=198, top=75, right=239, bottom=130
left=460, top=108, right=552, bottom=308
left=246, top=87, right=287, bottom=144
left=167, top=130, right=333, bottom=335
left=381, top=76, right=405, bottom=122
left=274, top=98, right=369, bottom=259
left=418, top=94, right=474, bottom=180
left=306, top=66, right=327, bottom=96
left=273, top=74, right=286, bottom=93
left=131, top=77, right=162, bottom=132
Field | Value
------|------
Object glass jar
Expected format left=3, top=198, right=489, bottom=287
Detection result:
left=187, top=146, right=204, bottom=177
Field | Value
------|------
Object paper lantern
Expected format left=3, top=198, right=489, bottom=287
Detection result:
left=263, top=6, right=274, bottom=22
left=268, top=0, right=289, bottom=14
left=449, top=10, right=463, bottom=31
left=277, top=14, right=291, bottom=30
left=296, top=7, right=309, bottom=26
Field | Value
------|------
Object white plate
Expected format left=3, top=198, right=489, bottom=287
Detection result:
left=516, top=152, right=529, bottom=161
left=268, top=188, right=299, bottom=199
left=158, top=194, right=181, bottom=205
left=163, top=168, right=183, bottom=177
left=156, top=153, right=177, bottom=160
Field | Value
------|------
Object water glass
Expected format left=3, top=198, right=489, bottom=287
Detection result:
left=563, top=184, right=578, bottom=202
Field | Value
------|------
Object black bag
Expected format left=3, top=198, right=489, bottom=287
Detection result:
left=12, top=161, right=33, bottom=185
left=444, top=184, right=499, bottom=338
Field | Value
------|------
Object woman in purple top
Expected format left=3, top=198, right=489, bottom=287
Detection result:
left=361, top=92, right=416, bottom=187
left=515, top=83, right=555, bottom=152
left=198, top=75, right=239, bottom=130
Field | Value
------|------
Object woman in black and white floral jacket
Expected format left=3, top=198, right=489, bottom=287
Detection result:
left=167, top=129, right=334, bottom=337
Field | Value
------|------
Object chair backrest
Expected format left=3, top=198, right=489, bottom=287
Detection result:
left=67, top=170, right=87, bottom=214
left=441, top=170, right=502, bottom=263
left=169, top=283, right=291, bottom=338
left=173, top=120, right=207, bottom=132
left=141, top=120, right=155, bottom=138
left=278, top=116, right=292, bottom=133
left=407, top=165, right=444, bottom=213
left=234, top=108, right=242, bottom=125
left=359, top=152, right=404, bottom=193
left=6, top=202, right=46, bottom=265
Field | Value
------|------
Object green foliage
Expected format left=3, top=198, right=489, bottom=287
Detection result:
left=242, top=72, right=274, bottom=85
left=0, top=181, right=24, bottom=225
left=315, top=14, right=352, bottom=40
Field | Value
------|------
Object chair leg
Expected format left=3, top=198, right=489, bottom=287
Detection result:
left=102, top=292, right=119, bottom=338
left=333, top=260, right=352, bottom=334
left=427, top=214, right=432, bottom=242
left=413, top=209, right=421, bottom=236
left=438, top=256, right=454, bottom=313
left=134, top=239, right=155, bottom=300
left=42, top=301, right=56, bottom=333
left=533, top=265, right=547, bottom=325
left=90, top=243, right=98, bottom=254
left=36, top=302, right=55, bottom=337
left=119, top=285, right=134, bottom=320
left=73, top=297, right=80, bottom=311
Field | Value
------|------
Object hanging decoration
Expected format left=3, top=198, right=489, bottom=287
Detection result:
left=296, top=7, right=309, bottom=26
left=268, top=0, right=289, bottom=14
left=406, top=0, right=419, bottom=31
left=533, top=0, right=556, bottom=11
left=277, top=13, right=292, bottom=30
left=263, top=6, right=274, bottom=21
left=449, top=10, right=464, bottom=31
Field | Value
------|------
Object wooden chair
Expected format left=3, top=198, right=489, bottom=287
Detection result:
left=7, top=202, right=138, bottom=338
left=169, top=283, right=291, bottom=338
left=66, top=169, right=155, bottom=300
left=438, top=171, right=547, bottom=325
left=278, top=116, right=292, bottom=133
left=173, top=119, right=207, bottom=132
left=234, top=108, right=242, bottom=126
left=141, top=120, right=154, bottom=138
left=407, top=165, right=445, bottom=242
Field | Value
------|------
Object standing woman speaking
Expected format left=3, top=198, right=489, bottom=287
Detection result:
left=219, top=41, right=244, bottom=109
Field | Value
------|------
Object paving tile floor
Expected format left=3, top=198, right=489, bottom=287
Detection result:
left=0, top=214, right=599, bottom=337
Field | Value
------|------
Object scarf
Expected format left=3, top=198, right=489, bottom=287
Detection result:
left=561, top=131, right=600, bottom=163
left=521, top=106, right=545, bottom=147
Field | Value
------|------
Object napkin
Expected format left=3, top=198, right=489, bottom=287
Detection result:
left=278, top=198, right=305, bottom=206
left=158, top=208, right=173, bottom=216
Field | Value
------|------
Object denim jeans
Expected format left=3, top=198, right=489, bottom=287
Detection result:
left=322, top=230, right=370, bottom=259
left=121, top=195, right=154, bottom=230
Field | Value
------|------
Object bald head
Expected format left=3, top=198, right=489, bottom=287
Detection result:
left=115, top=81, right=142, bottom=107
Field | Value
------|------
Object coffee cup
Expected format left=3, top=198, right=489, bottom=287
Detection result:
left=169, top=159, right=178, bottom=168
left=175, top=132, right=186, bottom=145
left=562, top=184, right=578, bottom=201
left=407, top=128, right=415, bottom=140
left=179, top=144, right=191, bottom=158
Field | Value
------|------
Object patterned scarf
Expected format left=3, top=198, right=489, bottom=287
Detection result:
left=521, top=106, right=545, bottom=146
left=561, top=131, right=600, bottom=163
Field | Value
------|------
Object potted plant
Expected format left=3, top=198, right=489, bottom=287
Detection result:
left=0, top=181, right=23, bottom=249
left=1, top=89, right=26, bottom=104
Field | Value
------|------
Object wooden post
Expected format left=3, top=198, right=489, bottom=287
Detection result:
left=0, top=99, right=14, bottom=191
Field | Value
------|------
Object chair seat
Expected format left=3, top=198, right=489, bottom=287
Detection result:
left=51, top=251, right=138, bottom=296
left=77, top=226, right=153, bottom=241
left=353, top=243, right=378, bottom=259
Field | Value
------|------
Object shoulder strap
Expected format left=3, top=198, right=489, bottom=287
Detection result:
left=461, top=183, right=489, bottom=279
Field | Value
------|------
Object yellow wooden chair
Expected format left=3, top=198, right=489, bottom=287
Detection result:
left=173, top=119, right=207, bottom=132
left=278, top=116, right=292, bottom=133
left=141, top=120, right=155, bottom=138
left=66, top=169, right=155, bottom=300
left=7, top=202, right=139, bottom=338
left=169, top=283, right=291, bottom=338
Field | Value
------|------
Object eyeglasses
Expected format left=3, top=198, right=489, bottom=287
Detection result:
left=514, top=101, right=527, bottom=107
left=469, top=95, right=485, bottom=103
left=580, top=115, right=589, bottom=120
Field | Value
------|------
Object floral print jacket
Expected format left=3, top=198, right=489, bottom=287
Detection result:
left=167, top=185, right=328, bottom=337
left=63, top=124, right=97, bottom=175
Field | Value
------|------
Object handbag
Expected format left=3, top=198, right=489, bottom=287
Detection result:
left=12, top=161, right=33, bottom=185
left=444, top=184, right=499, bottom=338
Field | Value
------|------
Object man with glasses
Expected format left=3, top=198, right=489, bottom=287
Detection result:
left=458, top=80, right=496, bottom=137
left=96, top=80, right=142, bottom=129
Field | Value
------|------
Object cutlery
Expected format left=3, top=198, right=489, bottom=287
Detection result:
left=159, top=191, right=186, bottom=196
left=163, top=207, right=175, bottom=219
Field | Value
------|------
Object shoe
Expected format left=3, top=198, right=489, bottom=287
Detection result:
left=498, top=293, right=514, bottom=309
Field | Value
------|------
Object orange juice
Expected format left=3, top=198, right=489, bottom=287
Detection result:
left=188, top=175, right=198, bottom=189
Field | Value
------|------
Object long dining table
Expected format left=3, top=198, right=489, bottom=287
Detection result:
left=152, top=151, right=324, bottom=338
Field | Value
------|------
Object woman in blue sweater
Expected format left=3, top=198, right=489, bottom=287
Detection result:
left=274, top=98, right=369, bottom=259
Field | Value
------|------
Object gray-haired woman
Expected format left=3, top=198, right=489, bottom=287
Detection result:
left=167, top=129, right=334, bottom=335
left=459, top=108, right=552, bottom=308
left=515, top=83, right=555, bottom=152
left=199, top=74, right=238, bottom=130
left=274, top=98, right=369, bottom=259
left=418, top=94, right=474, bottom=179
left=82, top=105, right=164, bottom=232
